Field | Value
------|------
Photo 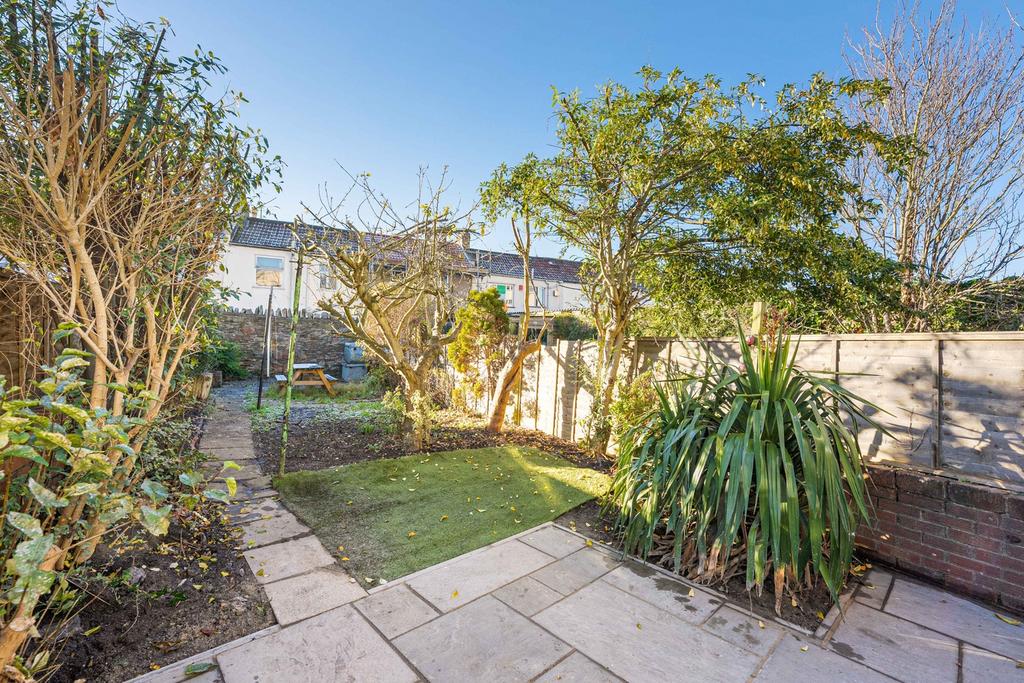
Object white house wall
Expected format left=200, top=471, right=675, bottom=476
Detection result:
left=214, top=243, right=341, bottom=312
left=216, top=242, right=586, bottom=314
left=471, top=273, right=586, bottom=313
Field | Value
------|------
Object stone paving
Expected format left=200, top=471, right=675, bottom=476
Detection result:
left=131, top=384, right=1024, bottom=683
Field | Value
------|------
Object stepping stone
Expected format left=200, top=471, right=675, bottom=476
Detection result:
left=703, top=606, right=783, bottom=655
left=536, top=652, right=622, bottom=682
left=262, top=566, right=367, bottom=624
left=854, top=568, right=893, bottom=610
left=493, top=576, right=564, bottom=617
left=236, top=510, right=309, bottom=549
left=393, top=595, right=570, bottom=682
left=534, top=579, right=760, bottom=682
left=754, top=633, right=892, bottom=682
left=829, top=602, right=958, bottom=683
left=202, top=448, right=256, bottom=462
left=227, top=499, right=286, bottom=525
left=354, top=584, right=438, bottom=638
left=602, top=563, right=720, bottom=624
left=520, top=525, right=587, bottom=558
left=407, top=539, right=552, bottom=612
left=962, top=645, right=1024, bottom=681
left=244, top=536, right=335, bottom=585
left=217, top=605, right=416, bottom=683
left=884, top=578, right=1024, bottom=660
left=531, top=548, right=620, bottom=595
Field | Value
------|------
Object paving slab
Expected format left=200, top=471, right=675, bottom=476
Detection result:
left=493, top=576, right=565, bottom=616
left=519, top=524, right=587, bottom=558
left=754, top=634, right=893, bottom=682
left=534, top=579, right=760, bottom=682
left=353, top=584, right=439, bottom=639
left=393, top=595, right=570, bottom=682
left=227, top=499, right=286, bottom=525
left=962, top=645, right=1024, bottom=681
left=535, top=652, right=622, bottom=682
left=531, top=547, right=620, bottom=595
left=602, top=562, right=720, bottom=624
left=829, top=601, right=958, bottom=683
left=854, top=568, right=894, bottom=610
left=262, top=566, right=366, bottom=625
left=406, top=539, right=553, bottom=611
left=217, top=605, right=417, bottom=683
left=704, top=605, right=784, bottom=655
left=236, top=510, right=309, bottom=549
left=884, top=577, right=1024, bottom=660
left=244, top=535, right=336, bottom=584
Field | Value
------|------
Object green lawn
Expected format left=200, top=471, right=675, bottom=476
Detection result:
left=274, top=446, right=610, bottom=585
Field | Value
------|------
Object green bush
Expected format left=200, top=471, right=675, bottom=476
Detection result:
left=197, top=338, right=247, bottom=379
left=608, top=333, right=881, bottom=608
left=0, top=351, right=239, bottom=673
left=551, top=312, right=597, bottom=341
left=609, top=370, right=658, bottom=441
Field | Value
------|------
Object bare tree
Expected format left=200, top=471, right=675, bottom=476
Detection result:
left=846, top=0, right=1024, bottom=329
left=307, top=169, right=475, bottom=448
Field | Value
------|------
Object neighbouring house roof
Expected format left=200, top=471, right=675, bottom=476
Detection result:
left=464, top=248, right=583, bottom=285
left=229, top=217, right=473, bottom=270
left=230, top=216, right=346, bottom=251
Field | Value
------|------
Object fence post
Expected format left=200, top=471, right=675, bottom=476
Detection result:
left=933, top=338, right=943, bottom=470
left=551, top=339, right=562, bottom=436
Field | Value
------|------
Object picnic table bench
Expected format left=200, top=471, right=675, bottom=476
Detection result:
left=275, top=362, right=337, bottom=396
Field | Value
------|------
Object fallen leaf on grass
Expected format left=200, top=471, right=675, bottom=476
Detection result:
left=341, top=556, right=350, bottom=562
left=407, top=531, right=417, bottom=538
left=440, top=515, right=448, bottom=522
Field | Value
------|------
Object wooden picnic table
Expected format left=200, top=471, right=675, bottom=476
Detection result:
left=275, top=362, right=337, bottom=396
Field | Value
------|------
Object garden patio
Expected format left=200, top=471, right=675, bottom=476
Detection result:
left=132, top=386, right=1024, bottom=683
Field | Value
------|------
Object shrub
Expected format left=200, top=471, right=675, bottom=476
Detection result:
left=0, top=352, right=238, bottom=674
left=551, top=312, right=597, bottom=341
left=608, top=370, right=658, bottom=441
left=607, top=333, right=880, bottom=610
left=197, top=338, right=247, bottom=380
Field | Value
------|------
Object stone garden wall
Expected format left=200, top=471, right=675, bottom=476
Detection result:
left=217, top=310, right=348, bottom=374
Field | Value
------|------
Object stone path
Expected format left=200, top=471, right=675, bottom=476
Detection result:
left=131, top=384, right=1024, bottom=682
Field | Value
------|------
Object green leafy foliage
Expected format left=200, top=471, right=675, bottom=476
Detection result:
left=608, top=332, right=883, bottom=605
left=551, top=312, right=597, bottom=341
left=450, top=288, right=510, bottom=400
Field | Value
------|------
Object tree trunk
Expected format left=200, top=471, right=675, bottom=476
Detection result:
left=589, top=321, right=627, bottom=454
left=486, top=337, right=542, bottom=432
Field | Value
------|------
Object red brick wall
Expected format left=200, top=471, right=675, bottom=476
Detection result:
left=856, top=465, right=1024, bottom=612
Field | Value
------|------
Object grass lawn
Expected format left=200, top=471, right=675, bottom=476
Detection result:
left=274, top=446, right=610, bottom=585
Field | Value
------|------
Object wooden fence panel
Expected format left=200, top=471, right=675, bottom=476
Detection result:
left=449, top=332, right=1024, bottom=486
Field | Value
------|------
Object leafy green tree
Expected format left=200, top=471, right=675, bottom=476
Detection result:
left=450, top=288, right=510, bottom=401
left=484, top=66, right=908, bottom=453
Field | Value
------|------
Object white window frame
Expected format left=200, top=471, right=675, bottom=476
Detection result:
left=254, top=254, right=285, bottom=288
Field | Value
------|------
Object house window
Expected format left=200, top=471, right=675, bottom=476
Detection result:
left=255, top=255, right=284, bottom=287
left=534, top=286, right=547, bottom=308
left=319, top=263, right=337, bottom=290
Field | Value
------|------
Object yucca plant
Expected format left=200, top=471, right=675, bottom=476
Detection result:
left=608, top=332, right=884, bottom=610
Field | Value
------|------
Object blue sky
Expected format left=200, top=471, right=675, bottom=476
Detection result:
left=118, top=0, right=1017, bottom=256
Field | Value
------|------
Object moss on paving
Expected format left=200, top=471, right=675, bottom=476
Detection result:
left=274, top=446, right=610, bottom=585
